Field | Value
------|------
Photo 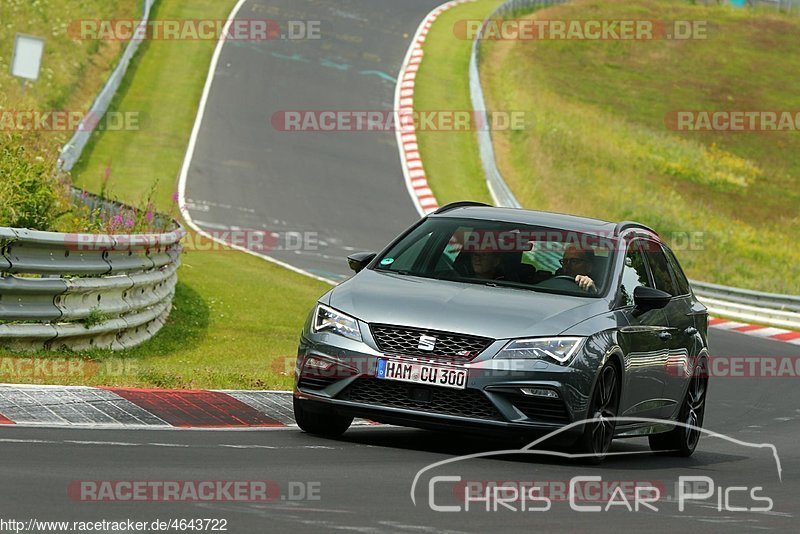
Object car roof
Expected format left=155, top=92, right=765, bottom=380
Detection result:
left=429, top=205, right=620, bottom=235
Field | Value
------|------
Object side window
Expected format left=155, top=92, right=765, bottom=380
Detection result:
left=619, top=241, right=652, bottom=307
left=641, top=240, right=678, bottom=296
left=662, top=246, right=691, bottom=296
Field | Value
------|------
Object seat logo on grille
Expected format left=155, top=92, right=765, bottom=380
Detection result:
left=418, top=335, right=437, bottom=352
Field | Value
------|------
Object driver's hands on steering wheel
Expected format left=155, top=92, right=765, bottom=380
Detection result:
left=575, top=275, right=597, bottom=293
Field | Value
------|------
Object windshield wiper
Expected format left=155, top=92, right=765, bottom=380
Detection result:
left=452, top=276, right=535, bottom=292
left=376, top=268, right=418, bottom=278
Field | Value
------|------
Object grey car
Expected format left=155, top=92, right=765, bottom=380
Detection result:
left=293, top=202, right=709, bottom=459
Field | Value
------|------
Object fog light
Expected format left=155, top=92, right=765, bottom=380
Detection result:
left=520, top=387, right=559, bottom=399
left=304, top=357, right=334, bottom=371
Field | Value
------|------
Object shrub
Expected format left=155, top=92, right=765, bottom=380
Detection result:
left=0, top=133, right=68, bottom=231
left=0, top=133, right=173, bottom=234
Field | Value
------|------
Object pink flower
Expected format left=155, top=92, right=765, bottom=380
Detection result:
left=172, top=191, right=180, bottom=203
left=145, top=211, right=154, bottom=223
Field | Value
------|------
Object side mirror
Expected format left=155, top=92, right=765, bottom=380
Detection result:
left=632, top=286, right=671, bottom=315
left=347, top=251, right=377, bottom=274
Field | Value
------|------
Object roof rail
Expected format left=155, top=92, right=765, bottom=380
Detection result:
left=615, top=221, right=658, bottom=237
left=433, top=201, right=492, bottom=215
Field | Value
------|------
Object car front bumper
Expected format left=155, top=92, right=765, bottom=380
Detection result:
left=294, top=331, right=596, bottom=440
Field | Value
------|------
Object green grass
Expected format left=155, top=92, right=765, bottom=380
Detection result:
left=0, top=0, right=331, bottom=389
left=76, top=249, right=327, bottom=390
left=416, top=0, right=800, bottom=294
left=70, top=0, right=222, bottom=208
left=0, top=0, right=138, bottom=117
left=0, top=0, right=138, bottom=211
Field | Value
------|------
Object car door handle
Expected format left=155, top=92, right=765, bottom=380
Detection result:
left=658, top=331, right=672, bottom=341
left=685, top=326, right=698, bottom=336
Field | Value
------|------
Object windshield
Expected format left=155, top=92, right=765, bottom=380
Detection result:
left=374, top=217, right=616, bottom=297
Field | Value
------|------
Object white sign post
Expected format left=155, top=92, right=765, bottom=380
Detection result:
left=10, top=34, right=45, bottom=93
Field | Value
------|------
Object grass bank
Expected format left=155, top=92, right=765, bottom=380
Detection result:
left=0, top=0, right=139, bottom=232
left=0, top=0, right=138, bottom=119
left=415, top=0, right=800, bottom=294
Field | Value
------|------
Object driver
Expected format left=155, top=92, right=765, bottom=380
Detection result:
left=471, top=251, right=504, bottom=280
left=560, top=244, right=597, bottom=293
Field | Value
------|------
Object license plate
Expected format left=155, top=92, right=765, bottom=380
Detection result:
left=376, top=359, right=467, bottom=390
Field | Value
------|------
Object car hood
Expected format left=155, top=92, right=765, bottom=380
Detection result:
left=328, top=269, right=608, bottom=340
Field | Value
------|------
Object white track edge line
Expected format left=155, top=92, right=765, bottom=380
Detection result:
left=176, top=0, right=336, bottom=287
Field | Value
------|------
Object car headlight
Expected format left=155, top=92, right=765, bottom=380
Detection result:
left=493, top=337, right=584, bottom=365
left=312, top=304, right=362, bottom=341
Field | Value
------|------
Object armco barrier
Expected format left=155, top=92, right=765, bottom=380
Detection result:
left=16, top=0, right=182, bottom=352
left=466, top=0, right=799, bottom=329
left=0, top=215, right=184, bottom=352
left=690, top=281, right=800, bottom=330
left=469, top=0, right=565, bottom=208
left=58, top=0, right=156, bottom=171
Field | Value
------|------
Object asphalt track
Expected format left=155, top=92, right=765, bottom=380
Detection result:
left=154, top=0, right=800, bottom=531
left=1, top=327, right=799, bottom=532
left=183, top=0, right=445, bottom=282
left=3, top=0, right=797, bottom=532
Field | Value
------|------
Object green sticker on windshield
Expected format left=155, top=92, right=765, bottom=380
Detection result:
left=380, top=258, right=394, bottom=266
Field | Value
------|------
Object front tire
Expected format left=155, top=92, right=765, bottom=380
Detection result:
left=649, top=358, right=708, bottom=456
left=573, top=361, right=621, bottom=463
left=293, top=397, right=353, bottom=438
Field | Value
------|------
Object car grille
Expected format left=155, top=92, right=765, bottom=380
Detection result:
left=369, top=324, right=493, bottom=360
left=504, top=394, right=571, bottom=423
left=339, top=378, right=501, bottom=420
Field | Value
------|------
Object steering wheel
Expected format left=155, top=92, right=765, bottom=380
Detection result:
left=548, top=274, right=598, bottom=294
left=452, top=259, right=471, bottom=277
left=437, top=255, right=470, bottom=277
